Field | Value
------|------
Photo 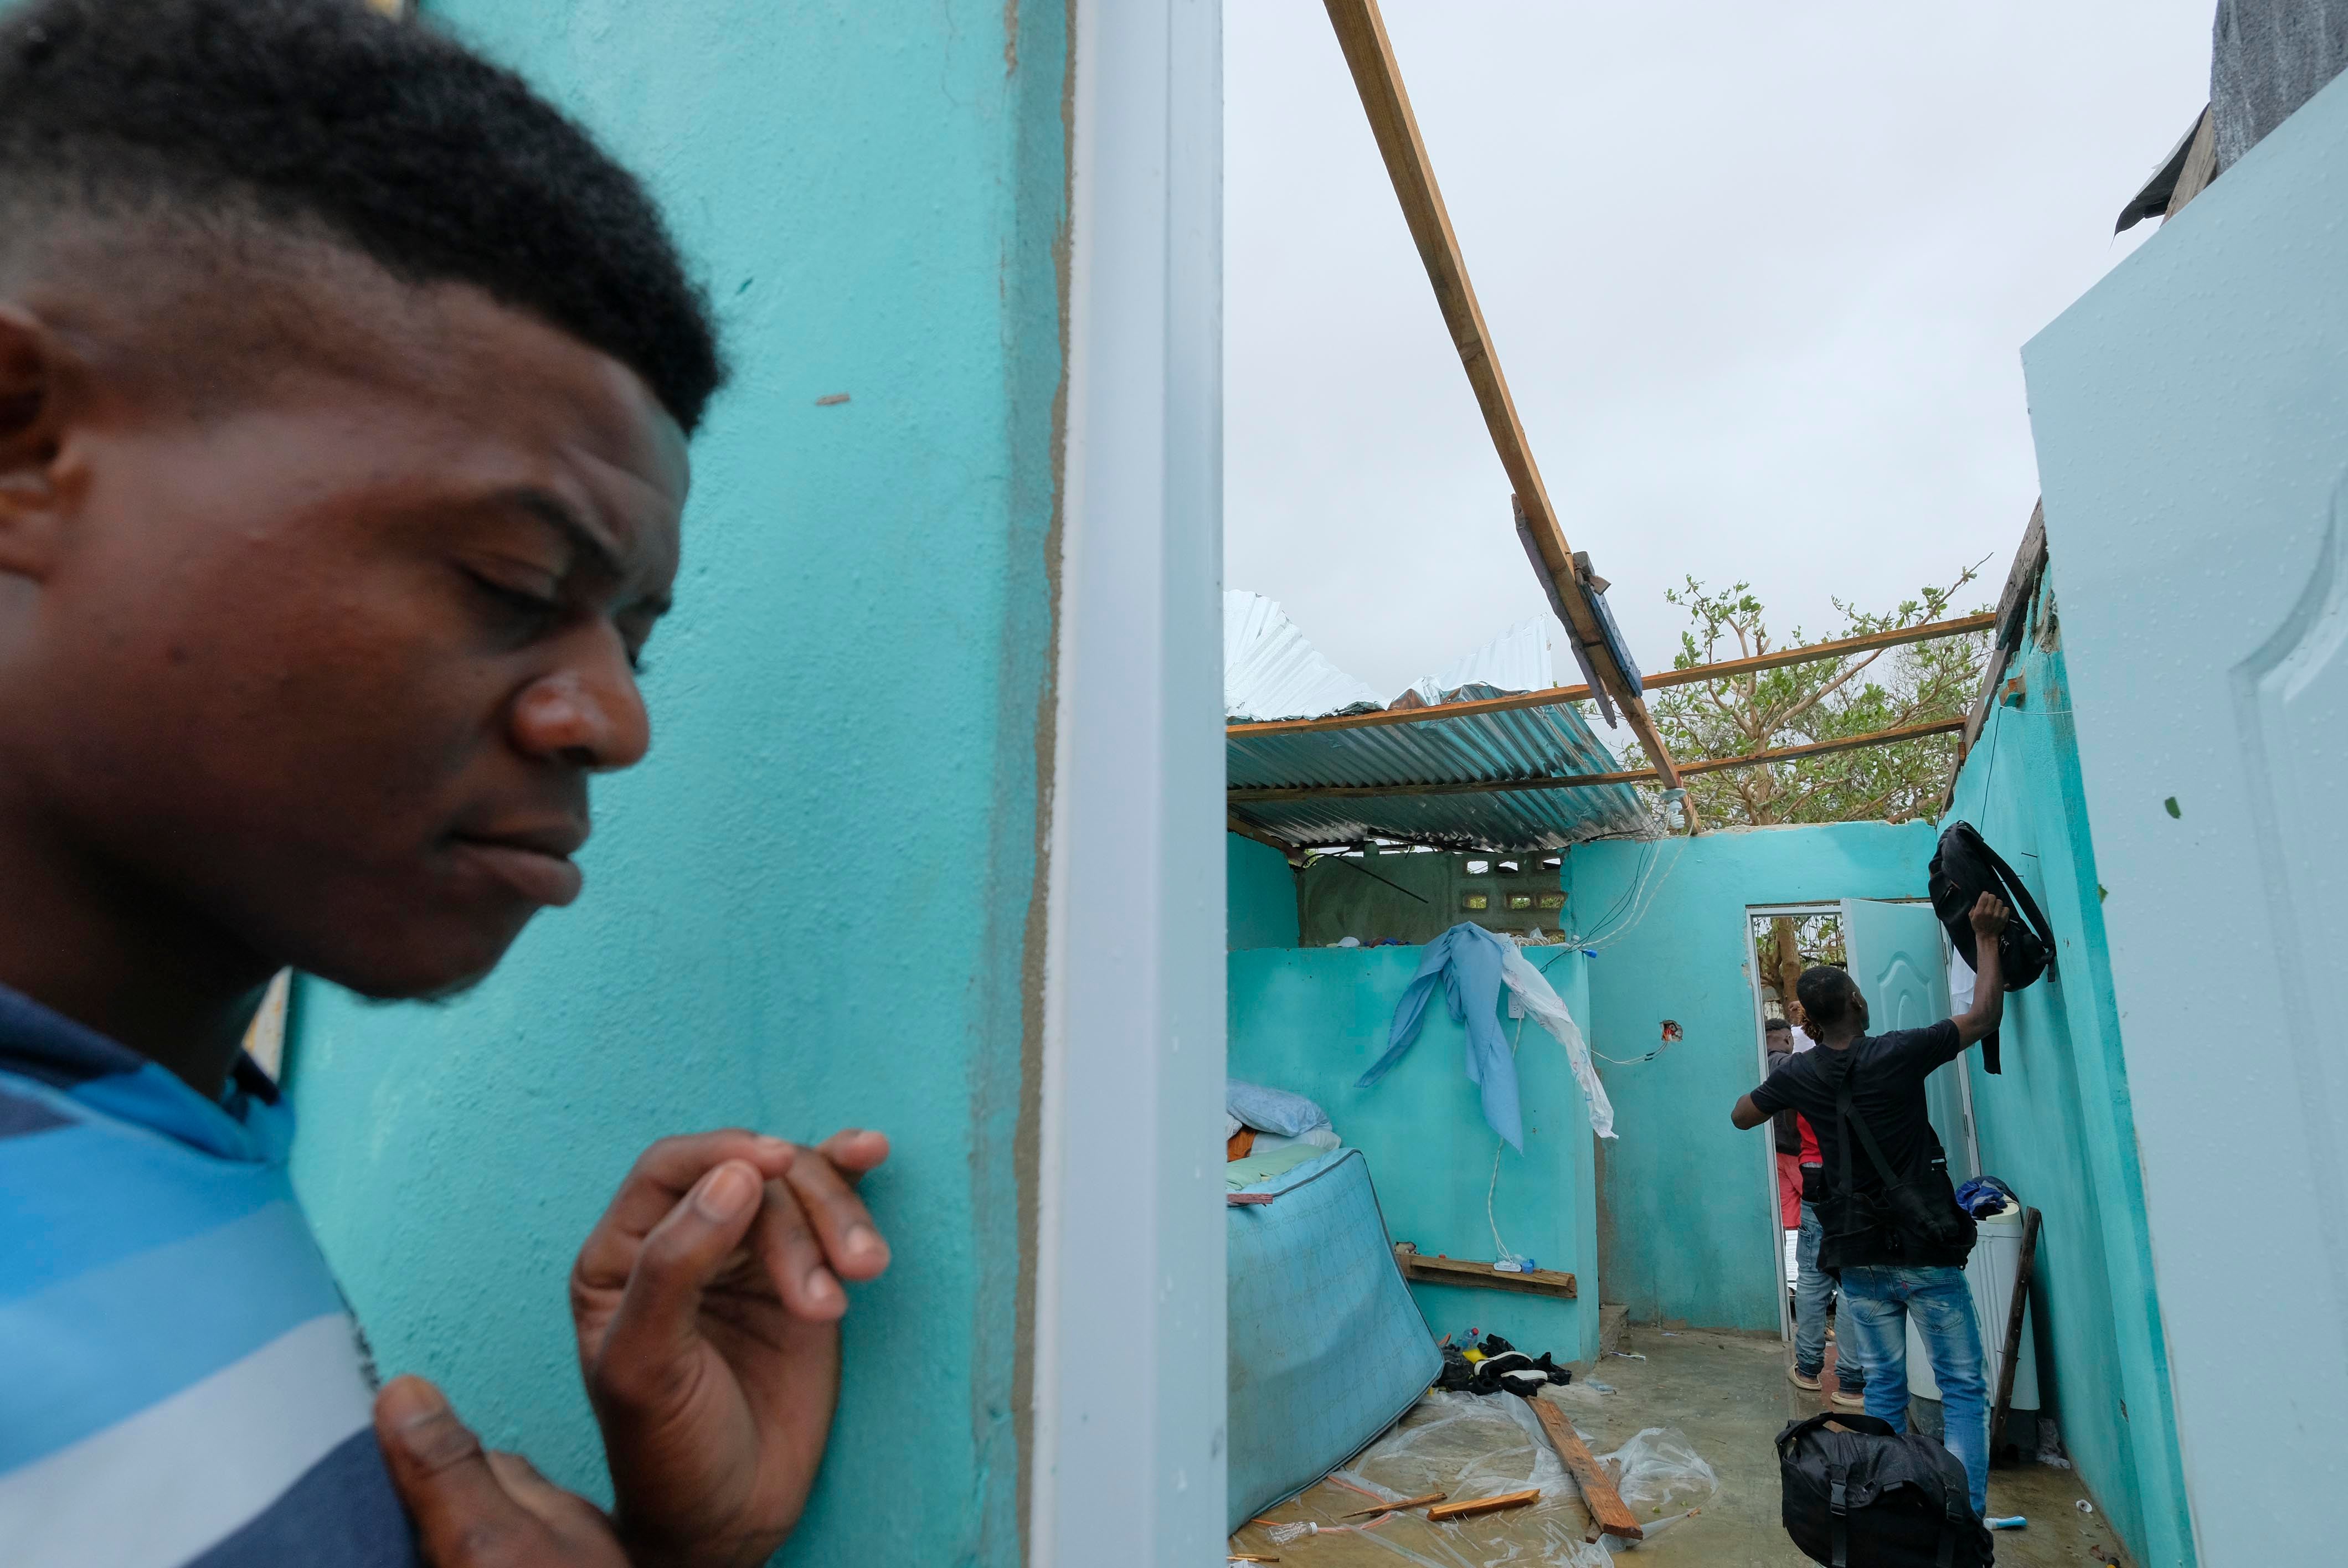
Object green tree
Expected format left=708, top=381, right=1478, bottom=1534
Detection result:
left=1625, top=568, right=1991, bottom=827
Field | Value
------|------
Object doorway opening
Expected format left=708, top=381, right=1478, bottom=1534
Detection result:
left=1745, top=904, right=1844, bottom=1343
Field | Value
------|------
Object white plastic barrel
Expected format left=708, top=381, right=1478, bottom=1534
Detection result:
left=1904, top=1205, right=2038, bottom=1411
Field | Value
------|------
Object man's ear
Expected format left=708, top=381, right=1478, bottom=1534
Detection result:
left=0, top=306, right=73, bottom=582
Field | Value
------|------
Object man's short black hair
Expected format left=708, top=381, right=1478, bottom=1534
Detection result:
left=1764, top=1017, right=1791, bottom=1034
left=1795, top=965, right=1856, bottom=1031
left=0, top=0, right=723, bottom=431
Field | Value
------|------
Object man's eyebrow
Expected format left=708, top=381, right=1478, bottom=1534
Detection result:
left=510, top=489, right=624, bottom=581
left=500, top=488, right=673, bottom=618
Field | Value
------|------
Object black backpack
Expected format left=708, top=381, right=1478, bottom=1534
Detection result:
left=1927, top=822, right=2056, bottom=1074
left=1826, top=1065, right=1976, bottom=1270
left=1778, top=1411, right=1991, bottom=1567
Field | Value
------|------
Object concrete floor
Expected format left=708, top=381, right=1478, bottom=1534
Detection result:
left=1229, top=1328, right=2135, bottom=1568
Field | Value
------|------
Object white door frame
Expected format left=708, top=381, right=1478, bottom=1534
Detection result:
left=1030, top=0, right=1226, bottom=1560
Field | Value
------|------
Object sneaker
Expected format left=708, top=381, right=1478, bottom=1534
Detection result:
left=1830, top=1386, right=1867, bottom=1411
left=1788, top=1365, right=1822, bottom=1391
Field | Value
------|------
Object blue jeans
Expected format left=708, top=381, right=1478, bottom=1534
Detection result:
left=1839, top=1264, right=1989, bottom=1518
left=1793, top=1201, right=1861, bottom=1392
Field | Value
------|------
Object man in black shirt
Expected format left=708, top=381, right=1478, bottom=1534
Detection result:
left=1732, top=893, right=2011, bottom=1519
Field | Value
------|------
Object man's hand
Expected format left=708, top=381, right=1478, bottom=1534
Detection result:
left=1954, top=893, right=2013, bottom=1045
left=570, top=1129, right=892, bottom=1568
left=1969, top=891, right=2011, bottom=941
left=375, top=1376, right=630, bottom=1566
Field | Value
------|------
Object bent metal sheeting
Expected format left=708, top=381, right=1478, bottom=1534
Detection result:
left=1226, top=597, right=1653, bottom=852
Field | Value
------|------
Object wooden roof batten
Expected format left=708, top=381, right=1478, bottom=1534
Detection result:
left=1228, top=611, right=2000, bottom=739
left=1321, top=0, right=1686, bottom=810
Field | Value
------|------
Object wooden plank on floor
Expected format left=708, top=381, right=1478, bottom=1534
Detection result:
left=1530, top=1396, right=1644, bottom=1541
left=1428, top=1487, right=1542, bottom=1522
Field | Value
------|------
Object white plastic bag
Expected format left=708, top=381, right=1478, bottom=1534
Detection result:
left=1596, top=1426, right=1719, bottom=1538
left=1492, top=938, right=1616, bottom=1138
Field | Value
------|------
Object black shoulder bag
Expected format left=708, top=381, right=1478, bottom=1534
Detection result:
left=1929, top=820, right=2058, bottom=1074
left=1830, top=1068, right=1975, bottom=1268
left=1778, top=1410, right=1992, bottom=1567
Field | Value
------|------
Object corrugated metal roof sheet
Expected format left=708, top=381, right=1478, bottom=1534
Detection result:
left=1394, top=617, right=1551, bottom=707
left=1222, top=595, right=1655, bottom=852
left=1228, top=704, right=1653, bottom=851
left=1223, top=591, right=1385, bottom=723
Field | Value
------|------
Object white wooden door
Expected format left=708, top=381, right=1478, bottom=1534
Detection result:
left=2023, top=68, right=2348, bottom=1562
left=1842, top=899, right=1976, bottom=1185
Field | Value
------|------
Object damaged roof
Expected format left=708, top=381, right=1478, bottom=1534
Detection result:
left=1224, top=596, right=1655, bottom=852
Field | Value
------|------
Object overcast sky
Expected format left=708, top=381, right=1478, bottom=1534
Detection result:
left=1224, top=1, right=2213, bottom=699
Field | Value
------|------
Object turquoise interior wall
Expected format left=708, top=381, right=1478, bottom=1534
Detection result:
left=1226, top=946, right=1602, bottom=1362
left=1568, top=821, right=1935, bottom=1331
left=282, top=5, right=1068, bottom=1564
left=1942, top=584, right=2193, bottom=1568
left=1226, top=833, right=1299, bottom=950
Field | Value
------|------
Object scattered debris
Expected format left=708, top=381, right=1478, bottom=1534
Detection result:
left=1530, top=1397, right=1641, bottom=1540
left=1595, top=1426, right=1720, bottom=1538
left=1429, top=1487, right=1542, bottom=1521
left=1338, top=1490, right=1446, bottom=1520
left=814, top=392, right=850, bottom=406
left=2076, top=1498, right=2095, bottom=1514
left=1265, top=1520, right=1318, bottom=1544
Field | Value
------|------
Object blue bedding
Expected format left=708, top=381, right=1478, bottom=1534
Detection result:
left=1226, top=1148, right=1440, bottom=1531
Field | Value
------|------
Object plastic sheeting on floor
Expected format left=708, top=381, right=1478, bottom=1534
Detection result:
left=1232, top=1386, right=1718, bottom=1567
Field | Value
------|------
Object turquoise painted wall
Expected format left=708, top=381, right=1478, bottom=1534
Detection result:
left=1226, top=833, right=1298, bottom=950
left=1567, top=821, right=1937, bottom=1331
left=1226, top=946, right=1602, bottom=1362
left=1942, top=582, right=2193, bottom=1568
left=283, top=4, right=1068, bottom=1565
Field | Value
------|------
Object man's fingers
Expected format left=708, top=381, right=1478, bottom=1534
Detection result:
left=813, top=1127, right=891, bottom=1182
left=374, top=1376, right=538, bottom=1565
left=486, top=1451, right=612, bottom=1539
left=750, top=1174, right=848, bottom=1321
left=574, top=1131, right=797, bottom=1292
left=592, top=1159, right=766, bottom=1410
left=784, top=1143, right=892, bottom=1284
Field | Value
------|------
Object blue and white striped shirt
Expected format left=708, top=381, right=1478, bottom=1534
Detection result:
left=0, top=984, right=418, bottom=1566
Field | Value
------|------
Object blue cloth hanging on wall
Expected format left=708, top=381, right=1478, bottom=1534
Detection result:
left=1355, top=922, right=1523, bottom=1149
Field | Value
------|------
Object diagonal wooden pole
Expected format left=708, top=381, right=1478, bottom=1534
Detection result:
left=1321, top=0, right=1685, bottom=804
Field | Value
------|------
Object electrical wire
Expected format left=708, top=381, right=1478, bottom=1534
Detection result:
left=1487, top=1015, right=1527, bottom=1267
left=1563, top=833, right=1690, bottom=953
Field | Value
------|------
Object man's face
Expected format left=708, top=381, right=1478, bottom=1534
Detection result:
left=0, top=269, right=688, bottom=999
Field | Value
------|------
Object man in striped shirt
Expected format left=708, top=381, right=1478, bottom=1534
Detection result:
left=0, top=2, right=892, bottom=1563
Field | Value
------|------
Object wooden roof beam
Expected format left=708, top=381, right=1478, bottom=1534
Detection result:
left=1226, top=808, right=1305, bottom=863
left=1228, top=717, right=1966, bottom=804
left=1228, top=611, right=1999, bottom=739
left=1322, top=0, right=1683, bottom=792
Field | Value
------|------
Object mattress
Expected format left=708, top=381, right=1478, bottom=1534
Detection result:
left=1226, top=1147, right=1441, bottom=1531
